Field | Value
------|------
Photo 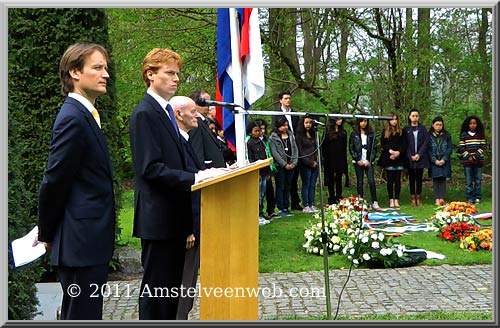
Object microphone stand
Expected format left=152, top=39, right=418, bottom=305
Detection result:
left=313, top=122, right=332, bottom=320
left=226, top=109, right=389, bottom=320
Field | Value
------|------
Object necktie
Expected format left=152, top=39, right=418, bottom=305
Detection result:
left=165, top=103, right=179, bottom=137
left=91, top=108, right=101, bottom=128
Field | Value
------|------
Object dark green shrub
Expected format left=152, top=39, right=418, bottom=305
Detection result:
left=8, top=117, right=44, bottom=320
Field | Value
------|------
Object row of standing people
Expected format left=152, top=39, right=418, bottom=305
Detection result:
left=247, top=114, right=321, bottom=225
left=378, top=109, right=486, bottom=207
left=247, top=107, right=487, bottom=219
left=245, top=92, right=305, bottom=224
left=328, top=110, right=486, bottom=207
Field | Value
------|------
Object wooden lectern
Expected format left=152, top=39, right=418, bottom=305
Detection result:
left=191, top=158, right=272, bottom=320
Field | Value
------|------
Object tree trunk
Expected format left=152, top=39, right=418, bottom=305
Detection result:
left=338, top=9, right=350, bottom=112
left=401, top=8, right=414, bottom=113
left=268, top=8, right=300, bottom=106
left=416, top=8, right=431, bottom=121
left=478, top=8, right=491, bottom=130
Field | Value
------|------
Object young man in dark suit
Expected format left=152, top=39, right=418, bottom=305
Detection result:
left=36, top=42, right=115, bottom=320
left=129, top=49, right=226, bottom=320
left=188, top=90, right=226, bottom=168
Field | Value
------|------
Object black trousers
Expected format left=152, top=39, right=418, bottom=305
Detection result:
left=327, top=171, right=344, bottom=204
left=290, top=167, right=301, bottom=208
left=139, top=238, right=186, bottom=320
left=57, top=264, right=109, bottom=320
left=386, top=170, right=402, bottom=199
left=408, top=168, right=424, bottom=195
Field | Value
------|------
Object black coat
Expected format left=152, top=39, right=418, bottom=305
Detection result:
left=349, top=130, right=377, bottom=164
left=378, top=131, right=407, bottom=168
left=180, top=136, right=204, bottom=246
left=189, top=116, right=226, bottom=168
left=322, top=131, right=348, bottom=183
left=247, top=137, right=272, bottom=176
left=295, top=131, right=318, bottom=168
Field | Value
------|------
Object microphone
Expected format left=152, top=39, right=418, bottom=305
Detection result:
left=196, top=98, right=241, bottom=108
left=305, top=113, right=326, bottom=126
left=312, top=119, right=325, bottom=126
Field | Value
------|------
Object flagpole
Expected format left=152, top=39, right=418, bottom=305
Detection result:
left=228, top=8, right=247, bottom=167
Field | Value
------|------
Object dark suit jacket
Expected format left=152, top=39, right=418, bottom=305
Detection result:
left=188, top=116, right=225, bottom=168
left=38, top=97, right=116, bottom=267
left=129, top=93, right=194, bottom=240
left=180, top=136, right=204, bottom=246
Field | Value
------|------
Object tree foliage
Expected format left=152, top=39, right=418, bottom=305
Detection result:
left=106, top=7, right=492, bottom=174
left=106, top=8, right=218, bottom=173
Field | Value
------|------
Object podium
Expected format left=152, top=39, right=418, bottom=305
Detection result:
left=191, top=158, right=272, bottom=320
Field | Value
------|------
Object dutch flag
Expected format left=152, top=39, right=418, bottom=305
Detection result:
left=216, top=8, right=265, bottom=154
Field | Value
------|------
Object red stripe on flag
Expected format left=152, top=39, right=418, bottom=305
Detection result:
left=214, top=76, right=223, bottom=128
left=240, top=8, right=252, bottom=60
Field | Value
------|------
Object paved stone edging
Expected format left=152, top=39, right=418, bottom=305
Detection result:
left=102, top=264, right=493, bottom=320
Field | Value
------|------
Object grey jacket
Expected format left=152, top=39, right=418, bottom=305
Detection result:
left=269, top=131, right=298, bottom=168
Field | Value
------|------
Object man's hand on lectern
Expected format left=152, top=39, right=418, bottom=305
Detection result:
left=196, top=167, right=232, bottom=183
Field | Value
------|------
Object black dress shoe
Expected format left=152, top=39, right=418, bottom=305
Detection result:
left=292, top=204, right=303, bottom=211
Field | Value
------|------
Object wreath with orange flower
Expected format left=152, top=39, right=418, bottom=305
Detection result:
left=460, top=228, right=493, bottom=251
left=441, top=201, right=477, bottom=216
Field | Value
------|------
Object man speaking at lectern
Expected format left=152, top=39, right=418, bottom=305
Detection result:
left=129, top=48, right=226, bottom=320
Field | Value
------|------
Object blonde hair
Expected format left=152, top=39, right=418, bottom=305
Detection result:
left=142, top=48, right=183, bottom=87
left=384, top=112, right=402, bottom=138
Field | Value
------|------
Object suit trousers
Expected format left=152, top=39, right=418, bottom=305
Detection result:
left=139, top=238, right=186, bottom=320
left=57, top=264, right=109, bottom=320
left=175, top=244, right=200, bottom=320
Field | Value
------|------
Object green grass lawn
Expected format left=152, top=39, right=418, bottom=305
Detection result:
left=117, top=190, right=140, bottom=249
left=278, top=311, right=492, bottom=321
left=118, top=179, right=492, bottom=273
